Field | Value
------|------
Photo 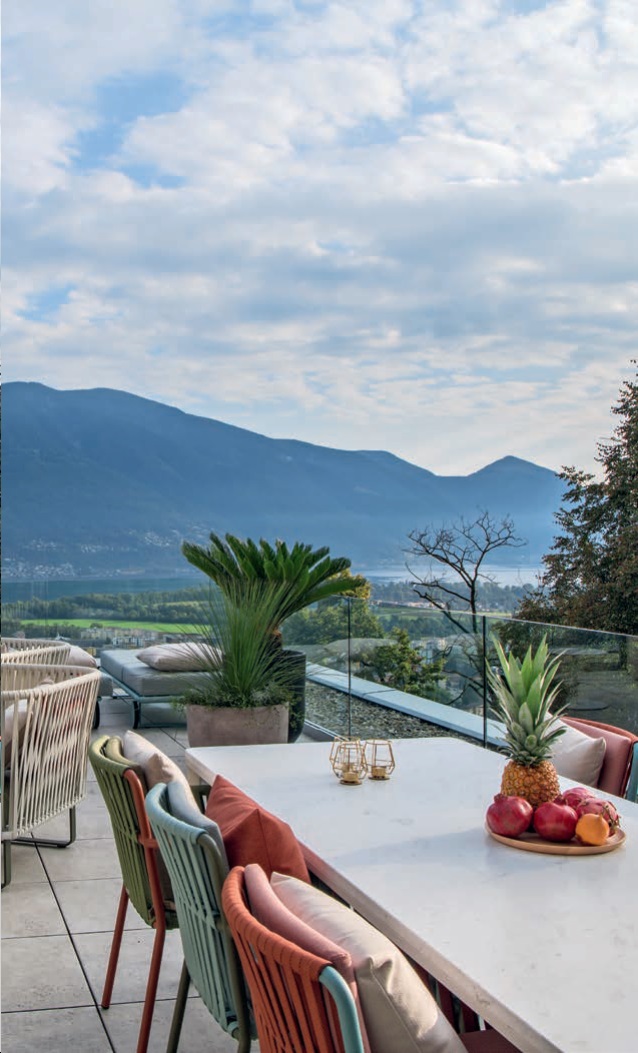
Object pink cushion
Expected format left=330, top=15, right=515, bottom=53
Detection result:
left=244, top=864, right=371, bottom=1052
left=562, top=718, right=636, bottom=797
left=205, top=776, right=310, bottom=882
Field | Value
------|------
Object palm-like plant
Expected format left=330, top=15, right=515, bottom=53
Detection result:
left=181, top=534, right=368, bottom=635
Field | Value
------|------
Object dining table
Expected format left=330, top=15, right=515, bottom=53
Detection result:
left=185, top=736, right=638, bottom=1053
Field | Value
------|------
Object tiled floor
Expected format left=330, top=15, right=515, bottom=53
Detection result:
left=1, top=698, right=258, bottom=1053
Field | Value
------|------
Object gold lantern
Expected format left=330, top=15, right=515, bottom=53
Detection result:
left=330, top=738, right=368, bottom=785
left=364, top=739, right=395, bottom=780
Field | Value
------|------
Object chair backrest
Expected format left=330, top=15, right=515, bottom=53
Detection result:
left=562, top=716, right=638, bottom=798
left=2, top=667, right=100, bottom=839
left=2, top=638, right=71, bottom=664
left=88, top=735, right=175, bottom=928
left=222, top=866, right=364, bottom=1053
left=2, top=663, right=100, bottom=693
left=145, top=782, right=252, bottom=1047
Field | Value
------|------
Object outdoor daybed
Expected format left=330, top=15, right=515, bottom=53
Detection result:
left=99, top=645, right=213, bottom=728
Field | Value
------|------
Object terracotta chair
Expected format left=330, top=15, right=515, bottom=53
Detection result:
left=562, top=716, right=638, bottom=799
left=223, top=867, right=521, bottom=1053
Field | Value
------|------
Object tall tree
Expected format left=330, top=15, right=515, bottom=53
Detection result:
left=408, top=511, right=525, bottom=634
left=517, top=364, right=638, bottom=635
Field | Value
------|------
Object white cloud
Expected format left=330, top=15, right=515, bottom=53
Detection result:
left=3, top=0, right=637, bottom=477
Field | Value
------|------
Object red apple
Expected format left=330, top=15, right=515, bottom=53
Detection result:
left=533, top=801, right=578, bottom=842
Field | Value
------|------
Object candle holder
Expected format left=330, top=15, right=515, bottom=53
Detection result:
left=364, top=739, right=395, bottom=780
left=330, top=738, right=368, bottom=785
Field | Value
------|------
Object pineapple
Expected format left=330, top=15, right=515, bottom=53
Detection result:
left=488, top=636, right=567, bottom=808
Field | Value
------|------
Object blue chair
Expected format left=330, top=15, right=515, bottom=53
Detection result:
left=145, top=781, right=253, bottom=1053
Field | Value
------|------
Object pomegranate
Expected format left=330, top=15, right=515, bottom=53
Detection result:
left=533, top=801, right=578, bottom=842
left=486, top=794, right=534, bottom=838
left=555, top=786, right=594, bottom=809
left=575, top=797, right=620, bottom=832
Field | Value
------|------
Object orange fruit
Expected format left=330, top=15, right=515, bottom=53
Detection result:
left=575, top=813, right=610, bottom=846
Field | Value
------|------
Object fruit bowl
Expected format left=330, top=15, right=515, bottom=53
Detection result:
left=486, top=825, right=626, bottom=856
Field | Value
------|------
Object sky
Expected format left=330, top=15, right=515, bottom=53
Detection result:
left=4, top=0, right=637, bottom=476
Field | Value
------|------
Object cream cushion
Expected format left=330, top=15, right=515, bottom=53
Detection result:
left=550, top=719, right=606, bottom=787
left=3, top=699, right=29, bottom=762
left=67, top=645, right=98, bottom=667
left=122, top=730, right=197, bottom=804
left=136, top=642, right=221, bottom=672
left=271, top=873, right=465, bottom=1053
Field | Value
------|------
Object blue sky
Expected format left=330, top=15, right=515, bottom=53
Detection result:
left=4, top=0, right=637, bottom=474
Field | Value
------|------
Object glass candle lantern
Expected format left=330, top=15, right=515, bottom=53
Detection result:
left=330, top=738, right=367, bottom=785
left=364, top=739, right=396, bottom=780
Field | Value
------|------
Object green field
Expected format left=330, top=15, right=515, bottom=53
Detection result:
left=21, top=618, right=188, bottom=633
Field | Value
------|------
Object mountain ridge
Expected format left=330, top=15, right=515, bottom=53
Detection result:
left=2, top=382, right=564, bottom=577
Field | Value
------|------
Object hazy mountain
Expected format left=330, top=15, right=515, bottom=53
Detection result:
left=2, top=382, right=564, bottom=578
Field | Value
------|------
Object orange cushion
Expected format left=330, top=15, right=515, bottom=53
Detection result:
left=205, top=775, right=310, bottom=882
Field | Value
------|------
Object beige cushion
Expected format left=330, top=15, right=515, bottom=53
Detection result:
left=550, top=719, right=606, bottom=787
left=122, top=730, right=197, bottom=804
left=3, top=699, right=29, bottom=761
left=136, top=642, right=221, bottom=672
left=67, top=645, right=97, bottom=667
left=271, top=873, right=465, bottom=1053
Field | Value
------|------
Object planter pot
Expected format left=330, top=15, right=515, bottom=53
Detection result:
left=186, top=703, right=289, bottom=747
left=280, top=648, right=307, bottom=743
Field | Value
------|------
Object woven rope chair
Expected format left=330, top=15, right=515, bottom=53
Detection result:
left=2, top=637, right=71, bottom=665
left=222, top=865, right=365, bottom=1053
left=145, top=782, right=253, bottom=1053
left=89, top=735, right=179, bottom=1053
left=1, top=664, right=100, bottom=887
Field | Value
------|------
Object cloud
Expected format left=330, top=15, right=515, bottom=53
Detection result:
left=3, top=0, right=637, bottom=476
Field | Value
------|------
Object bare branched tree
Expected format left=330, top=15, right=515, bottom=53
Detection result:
left=407, top=511, right=526, bottom=634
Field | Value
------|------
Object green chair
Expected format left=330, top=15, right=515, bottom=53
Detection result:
left=89, top=735, right=179, bottom=1053
left=145, top=781, right=253, bottom=1053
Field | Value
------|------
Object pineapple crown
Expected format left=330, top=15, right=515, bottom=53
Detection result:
left=488, top=635, right=567, bottom=766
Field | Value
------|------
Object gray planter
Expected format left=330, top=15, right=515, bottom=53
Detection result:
left=186, top=702, right=289, bottom=747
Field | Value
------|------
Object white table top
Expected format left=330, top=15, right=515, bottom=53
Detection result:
left=186, top=737, right=638, bottom=1053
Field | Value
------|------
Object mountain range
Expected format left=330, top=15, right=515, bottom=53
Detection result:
left=2, top=382, right=565, bottom=578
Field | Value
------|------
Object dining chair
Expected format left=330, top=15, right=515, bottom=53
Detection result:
left=145, top=781, right=253, bottom=1053
left=89, top=735, right=179, bottom=1053
left=562, top=715, right=638, bottom=799
left=2, top=663, right=100, bottom=887
left=1, top=637, right=71, bottom=664
left=222, top=864, right=365, bottom=1053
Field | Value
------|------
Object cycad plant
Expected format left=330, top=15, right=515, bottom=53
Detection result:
left=181, top=534, right=368, bottom=635
left=487, top=635, right=567, bottom=806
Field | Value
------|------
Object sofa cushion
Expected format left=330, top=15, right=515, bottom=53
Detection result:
left=562, top=717, right=636, bottom=797
left=271, top=872, right=465, bottom=1053
left=137, top=643, right=221, bottom=672
left=550, top=719, right=606, bottom=787
left=205, top=775, right=309, bottom=882
left=67, top=645, right=98, bottom=667
left=3, top=699, right=29, bottom=766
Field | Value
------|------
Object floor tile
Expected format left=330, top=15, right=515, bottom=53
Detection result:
left=1, top=842, right=48, bottom=885
left=74, top=928, right=188, bottom=1005
left=2, top=934, right=94, bottom=1011
left=39, top=837, right=122, bottom=882
left=100, top=995, right=242, bottom=1053
left=1, top=1006, right=113, bottom=1053
left=1, top=880, right=67, bottom=938
left=53, top=877, right=147, bottom=934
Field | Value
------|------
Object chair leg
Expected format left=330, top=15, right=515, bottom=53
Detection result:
left=137, top=920, right=166, bottom=1053
left=21, top=806, right=77, bottom=850
left=102, top=884, right=129, bottom=1008
left=166, top=960, right=191, bottom=1053
left=2, top=840, right=12, bottom=889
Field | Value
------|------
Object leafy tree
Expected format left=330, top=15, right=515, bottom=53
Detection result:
left=283, top=598, right=382, bottom=645
left=517, top=364, right=638, bottom=635
left=358, top=628, right=447, bottom=700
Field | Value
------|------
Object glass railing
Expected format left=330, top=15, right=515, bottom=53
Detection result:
left=282, top=600, right=638, bottom=743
